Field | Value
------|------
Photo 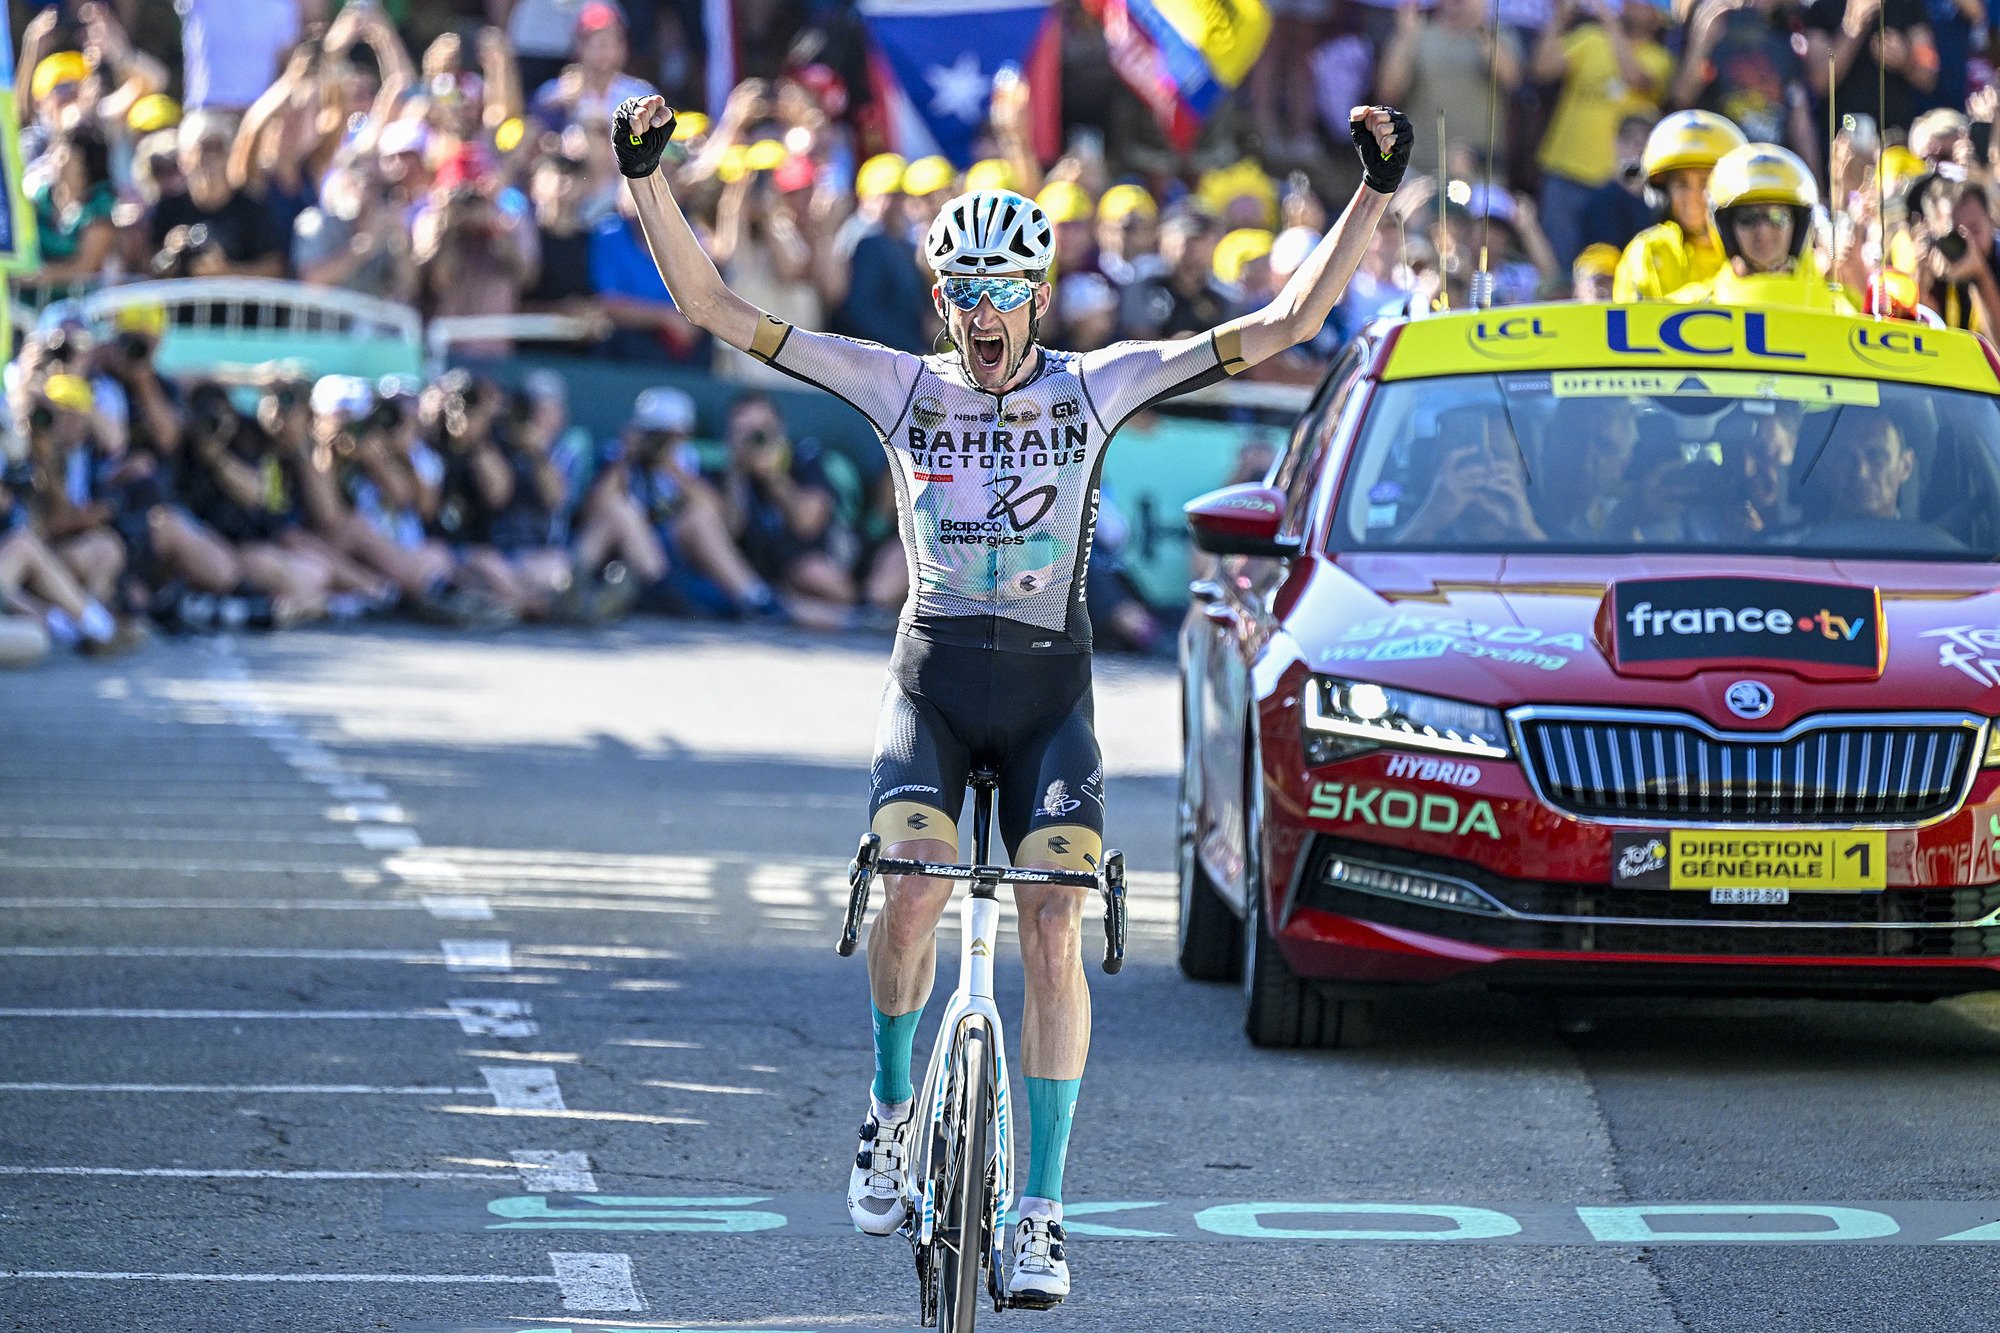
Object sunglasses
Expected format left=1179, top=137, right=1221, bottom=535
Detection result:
left=1735, top=205, right=1793, bottom=231
left=939, top=275, right=1037, bottom=312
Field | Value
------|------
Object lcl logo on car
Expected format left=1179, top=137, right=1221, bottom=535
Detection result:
left=1465, top=315, right=1556, bottom=360
left=1850, top=325, right=1941, bottom=368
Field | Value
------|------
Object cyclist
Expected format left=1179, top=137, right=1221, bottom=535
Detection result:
left=1613, top=109, right=1746, bottom=301
left=611, top=94, right=1411, bottom=1305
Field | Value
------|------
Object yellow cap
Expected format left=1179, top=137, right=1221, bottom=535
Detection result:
left=127, top=93, right=182, bottom=134
left=856, top=152, right=908, bottom=198
left=965, top=158, right=1019, bottom=193
left=1197, top=160, right=1278, bottom=229
left=745, top=139, right=787, bottom=172
left=1212, top=228, right=1275, bottom=285
left=1573, top=243, right=1621, bottom=280
left=902, top=155, right=956, bottom=197
left=32, top=52, right=90, bottom=103
left=42, top=374, right=94, bottom=416
left=1710, top=142, right=1817, bottom=210
left=1037, top=180, right=1094, bottom=224
left=1098, top=183, right=1158, bottom=223
left=494, top=116, right=527, bottom=154
left=1880, top=145, right=1926, bottom=189
left=670, top=110, right=709, bottom=142
left=112, top=303, right=167, bottom=338
left=1642, top=109, right=1747, bottom=181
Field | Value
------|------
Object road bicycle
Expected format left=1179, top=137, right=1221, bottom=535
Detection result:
left=839, top=769, right=1126, bottom=1331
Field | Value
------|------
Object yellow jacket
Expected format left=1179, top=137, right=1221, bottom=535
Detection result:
left=1667, top=265, right=1859, bottom=314
left=1613, top=221, right=1725, bottom=302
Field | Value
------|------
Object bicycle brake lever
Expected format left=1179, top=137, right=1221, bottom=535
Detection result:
left=839, top=832, right=881, bottom=956
left=1100, top=850, right=1126, bottom=974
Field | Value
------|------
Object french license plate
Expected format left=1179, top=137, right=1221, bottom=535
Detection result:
left=1610, top=830, right=1886, bottom=892
left=1710, top=887, right=1789, bottom=905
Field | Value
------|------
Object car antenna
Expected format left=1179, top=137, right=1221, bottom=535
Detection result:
left=1829, top=54, right=1844, bottom=299
left=1436, top=109, right=1452, bottom=311
left=1470, top=0, right=1502, bottom=310
left=1873, top=0, right=1888, bottom=322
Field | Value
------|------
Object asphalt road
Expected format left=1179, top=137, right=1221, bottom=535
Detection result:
left=6, top=622, right=2000, bottom=1332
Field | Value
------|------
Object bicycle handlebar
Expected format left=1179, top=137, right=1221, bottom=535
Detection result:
left=836, top=833, right=1126, bottom=973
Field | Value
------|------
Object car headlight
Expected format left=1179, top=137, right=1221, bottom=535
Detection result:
left=1304, top=675, right=1511, bottom=762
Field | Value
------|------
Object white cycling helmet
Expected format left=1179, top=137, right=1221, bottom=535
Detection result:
left=925, top=189, right=1054, bottom=276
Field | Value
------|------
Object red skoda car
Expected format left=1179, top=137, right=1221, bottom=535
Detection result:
left=1176, top=302, right=2000, bottom=1046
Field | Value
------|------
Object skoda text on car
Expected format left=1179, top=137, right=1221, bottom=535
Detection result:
left=1175, top=300, right=2000, bottom=1047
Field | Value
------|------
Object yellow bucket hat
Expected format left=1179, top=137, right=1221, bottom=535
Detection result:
left=43, top=374, right=95, bottom=416
left=1036, top=180, right=1094, bottom=224
left=1212, top=228, right=1275, bottom=285
left=128, top=93, right=182, bottom=135
left=965, top=158, right=1019, bottom=193
left=1098, top=183, right=1158, bottom=222
left=857, top=152, right=908, bottom=198
left=902, top=155, right=957, bottom=196
left=32, top=51, right=90, bottom=102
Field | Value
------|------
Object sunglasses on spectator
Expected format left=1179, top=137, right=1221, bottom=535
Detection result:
left=939, top=276, right=1037, bottom=312
left=1734, top=206, right=1792, bottom=231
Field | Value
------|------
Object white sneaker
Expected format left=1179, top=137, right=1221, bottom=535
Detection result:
left=1006, top=1216, right=1069, bottom=1306
left=847, top=1103, right=914, bottom=1235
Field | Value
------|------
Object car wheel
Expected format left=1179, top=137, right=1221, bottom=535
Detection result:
left=1241, top=766, right=1349, bottom=1050
left=1176, top=745, right=1242, bottom=983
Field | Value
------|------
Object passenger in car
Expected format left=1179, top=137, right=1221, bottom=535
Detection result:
left=1535, top=397, right=1642, bottom=542
left=1395, top=403, right=1548, bottom=545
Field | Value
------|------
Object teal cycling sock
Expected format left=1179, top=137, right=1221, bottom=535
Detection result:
left=1023, top=1076, right=1082, bottom=1204
left=871, top=1006, right=922, bottom=1108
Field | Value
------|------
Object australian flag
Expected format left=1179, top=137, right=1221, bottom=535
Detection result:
left=860, top=0, right=1051, bottom=166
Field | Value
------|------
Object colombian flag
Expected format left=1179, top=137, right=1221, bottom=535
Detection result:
left=1082, top=0, right=1270, bottom=151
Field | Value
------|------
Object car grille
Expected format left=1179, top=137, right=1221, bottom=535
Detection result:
left=1514, top=710, right=1982, bottom=825
left=1297, top=837, right=2000, bottom=961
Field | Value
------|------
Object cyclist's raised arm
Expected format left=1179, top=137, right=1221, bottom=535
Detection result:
left=1224, top=105, right=1411, bottom=374
left=612, top=97, right=920, bottom=436
left=613, top=96, right=765, bottom=353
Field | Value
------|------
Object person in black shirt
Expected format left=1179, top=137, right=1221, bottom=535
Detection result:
left=1580, top=115, right=1662, bottom=253
left=1118, top=211, right=1231, bottom=341
left=524, top=150, right=600, bottom=313
left=149, top=113, right=284, bottom=277
left=1804, top=0, right=1937, bottom=137
left=426, top=373, right=575, bottom=620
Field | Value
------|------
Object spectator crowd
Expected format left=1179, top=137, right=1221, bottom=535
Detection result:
left=4, top=0, right=1999, bottom=663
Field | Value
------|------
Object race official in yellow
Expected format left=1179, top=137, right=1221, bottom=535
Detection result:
left=1613, top=110, right=1745, bottom=301
left=1668, top=143, right=1856, bottom=314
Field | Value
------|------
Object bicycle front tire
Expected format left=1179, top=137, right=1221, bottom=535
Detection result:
left=936, top=1024, right=992, bottom=1333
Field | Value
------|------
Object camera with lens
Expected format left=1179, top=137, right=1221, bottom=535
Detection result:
left=152, top=223, right=221, bottom=280
left=1937, top=228, right=1970, bottom=264
left=115, top=331, right=154, bottom=365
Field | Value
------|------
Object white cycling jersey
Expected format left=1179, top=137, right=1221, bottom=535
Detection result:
left=744, top=312, right=1251, bottom=652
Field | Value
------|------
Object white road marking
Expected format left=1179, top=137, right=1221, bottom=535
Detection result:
left=0, top=1166, right=509, bottom=1181
left=0, top=898, right=428, bottom=912
left=0, top=946, right=488, bottom=965
left=449, top=999, right=538, bottom=1037
left=511, top=1150, right=597, bottom=1192
left=0, top=859, right=376, bottom=876
left=422, top=894, right=494, bottom=920
left=441, top=939, right=514, bottom=972
left=0, top=1271, right=556, bottom=1288
left=0, top=1083, right=488, bottom=1095
left=0, top=1007, right=520, bottom=1024
left=550, top=1251, right=646, bottom=1312
left=437, top=1106, right=699, bottom=1127
left=328, top=803, right=409, bottom=825
left=483, top=1066, right=566, bottom=1110
left=325, top=781, right=389, bottom=801
left=355, top=825, right=423, bottom=851
left=0, top=826, right=357, bottom=845
left=639, top=1079, right=769, bottom=1096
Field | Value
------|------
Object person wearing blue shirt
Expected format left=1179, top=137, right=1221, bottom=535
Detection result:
left=590, top=192, right=707, bottom=361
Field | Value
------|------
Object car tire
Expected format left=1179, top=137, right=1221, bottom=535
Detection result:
left=1177, top=733, right=1242, bottom=983
left=1241, top=766, right=1349, bottom=1049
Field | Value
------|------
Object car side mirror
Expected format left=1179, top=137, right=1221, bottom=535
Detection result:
left=1184, top=484, right=1301, bottom=559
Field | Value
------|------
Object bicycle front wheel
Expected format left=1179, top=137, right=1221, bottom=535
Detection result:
left=936, top=1024, right=992, bottom=1333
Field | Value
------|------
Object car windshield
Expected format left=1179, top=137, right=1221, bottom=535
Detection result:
left=1333, top=371, right=2000, bottom=560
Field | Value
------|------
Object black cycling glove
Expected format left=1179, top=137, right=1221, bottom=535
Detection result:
left=613, top=97, right=675, bottom=178
left=1350, top=107, right=1415, bottom=195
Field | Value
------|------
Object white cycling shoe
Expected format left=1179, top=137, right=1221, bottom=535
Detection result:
left=1006, top=1216, right=1069, bottom=1306
left=847, top=1103, right=914, bottom=1235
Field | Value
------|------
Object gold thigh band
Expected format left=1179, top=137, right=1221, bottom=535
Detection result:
left=872, top=801, right=958, bottom=854
left=1015, top=824, right=1102, bottom=874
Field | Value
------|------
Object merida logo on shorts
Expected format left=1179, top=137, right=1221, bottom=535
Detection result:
left=1609, top=576, right=1882, bottom=672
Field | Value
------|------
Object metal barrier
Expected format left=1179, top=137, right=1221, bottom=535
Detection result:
left=424, top=313, right=603, bottom=375
left=77, top=279, right=425, bottom=381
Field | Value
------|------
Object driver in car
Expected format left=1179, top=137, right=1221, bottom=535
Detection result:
left=1815, top=415, right=1915, bottom=522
